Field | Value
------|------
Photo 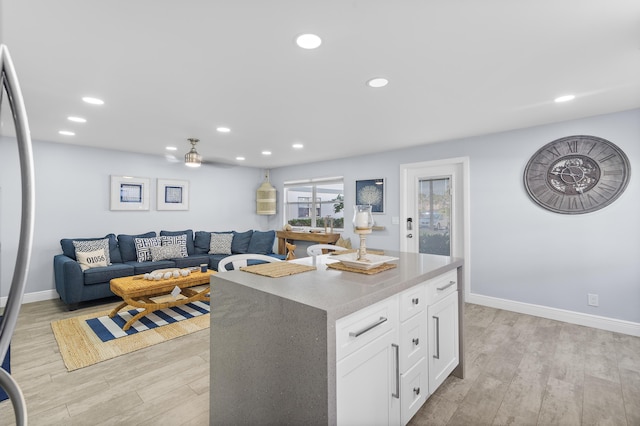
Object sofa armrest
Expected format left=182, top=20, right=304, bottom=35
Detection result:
left=53, top=254, right=84, bottom=304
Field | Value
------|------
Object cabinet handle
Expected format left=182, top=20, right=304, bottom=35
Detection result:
left=437, top=281, right=456, bottom=291
left=349, top=317, right=387, bottom=338
left=412, top=297, right=419, bottom=305
left=413, top=387, right=421, bottom=396
left=433, top=315, right=440, bottom=359
left=412, top=337, right=419, bottom=346
left=392, top=343, right=400, bottom=399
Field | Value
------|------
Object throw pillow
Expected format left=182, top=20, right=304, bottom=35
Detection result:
left=150, top=244, right=183, bottom=261
left=76, top=249, right=108, bottom=271
left=73, top=238, right=111, bottom=265
left=160, top=234, right=188, bottom=257
left=231, top=230, right=253, bottom=254
left=134, top=237, right=161, bottom=262
left=209, top=233, right=233, bottom=255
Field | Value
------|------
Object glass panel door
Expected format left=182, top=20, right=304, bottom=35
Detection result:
left=418, top=178, right=451, bottom=255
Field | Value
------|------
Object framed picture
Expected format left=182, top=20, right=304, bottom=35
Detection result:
left=110, top=175, right=150, bottom=211
left=157, top=178, right=189, bottom=211
left=355, top=178, right=385, bottom=214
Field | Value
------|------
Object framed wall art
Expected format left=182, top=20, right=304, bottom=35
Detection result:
left=157, top=178, right=189, bottom=211
left=355, top=178, right=385, bottom=214
left=110, top=175, right=150, bottom=211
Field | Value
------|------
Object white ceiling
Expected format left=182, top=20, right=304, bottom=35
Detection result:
left=1, top=0, right=639, bottom=169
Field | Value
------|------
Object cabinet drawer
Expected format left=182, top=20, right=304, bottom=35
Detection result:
left=399, top=311, right=426, bottom=373
left=336, top=295, right=399, bottom=361
left=400, top=357, right=427, bottom=425
left=425, top=269, right=457, bottom=305
left=399, top=284, right=425, bottom=322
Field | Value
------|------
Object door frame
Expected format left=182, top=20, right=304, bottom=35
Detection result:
left=400, top=157, right=471, bottom=297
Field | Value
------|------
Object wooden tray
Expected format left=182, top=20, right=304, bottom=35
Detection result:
left=326, top=261, right=397, bottom=275
left=240, top=262, right=317, bottom=278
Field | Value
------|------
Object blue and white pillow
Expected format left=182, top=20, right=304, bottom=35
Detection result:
left=73, top=238, right=111, bottom=265
left=76, top=249, right=108, bottom=271
left=161, top=234, right=188, bottom=257
left=134, top=237, right=161, bottom=262
left=150, top=244, right=183, bottom=261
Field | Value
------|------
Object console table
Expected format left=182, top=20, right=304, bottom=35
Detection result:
left=276, top=230, right=340, bottom=255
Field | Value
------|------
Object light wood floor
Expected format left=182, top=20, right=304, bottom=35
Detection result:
left=1, top=299, right=639, bottom=425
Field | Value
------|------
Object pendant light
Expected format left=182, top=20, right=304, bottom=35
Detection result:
left=256, top=170, right=276, bottom=215
left=184, top=138, right=202, bottom=167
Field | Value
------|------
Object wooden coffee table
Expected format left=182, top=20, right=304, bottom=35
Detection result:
left=109, top=269, right=215, bottom=330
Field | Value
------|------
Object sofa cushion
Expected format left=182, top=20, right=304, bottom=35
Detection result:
left=231, top=230, right=253, bottom=254
left=160, top=230, right=194, bottom=255
left=73, top=238, right=111, bottom=265
left=160, top=234, right=188, bottom=257
left=61, top=234, right=121, bottom=264
left=118, top=232, right=156, bottom=262
left=210, top=233, right=233, bottom=255
left=208, top=254, right=228, bottom=271
left=76, top=249, right=108, bottom=271
left=172, top=254, right=211, bottom=269
left=134, top=237, right=161, bottom=262
left=83, top=263, right=135, bottom=286
left=125, top=260, right=176, bottom=275
left=247, top=230, right=275, bottom=255
left=150, top=244, right=183, bottom=261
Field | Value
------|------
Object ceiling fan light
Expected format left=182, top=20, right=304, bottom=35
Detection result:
left=185, top=138, right=202, bottom=167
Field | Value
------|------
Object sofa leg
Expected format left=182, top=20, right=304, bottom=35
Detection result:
left=67, top=303, right=79, bottom=311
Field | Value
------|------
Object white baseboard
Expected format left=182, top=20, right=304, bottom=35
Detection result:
left=0, top=289, right=58, bottom=308
left=466, top=293, right=640, bottom=337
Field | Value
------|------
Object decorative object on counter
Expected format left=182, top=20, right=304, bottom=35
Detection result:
left=326, top=261, right=397, bottom=275
left=331, top=252, right=399, bottom=271
left=524, top=135, right=631, bottom=214
left=256, top=169, right=276, bottom=215
left=355, top=178, right=385, bottom=213
left=353, top=205, right=374, bottom=261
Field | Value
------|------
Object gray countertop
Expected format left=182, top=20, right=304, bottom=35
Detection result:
left=210, top=251, right=463, bottom=322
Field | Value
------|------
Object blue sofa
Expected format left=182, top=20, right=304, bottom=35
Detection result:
left=53, top=229, right=282, bottom=310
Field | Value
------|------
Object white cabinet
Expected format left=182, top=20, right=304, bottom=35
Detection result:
left=336, top=268, right=460, bottom=426
left=336, top=295, right=400, bottom=426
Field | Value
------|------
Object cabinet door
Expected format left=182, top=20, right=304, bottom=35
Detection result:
left=337, top=330, right=401, bottom=426
left=427, top=291, right=459, bottom=394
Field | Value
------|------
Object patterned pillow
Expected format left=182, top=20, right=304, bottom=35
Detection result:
left=76, top=249, right=108, bottom=271
left=150, top=244, right=183, bottom=261
left=161, top=234, right=188, bottom=257
left=209, top=233, right=233, bottom=255
left=73, top=238, right=111, bottom=265
left=134, top=237, right=161, bottom=262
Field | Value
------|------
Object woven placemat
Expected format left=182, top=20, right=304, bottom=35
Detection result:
left=240, top=262, right=317, bottom=278
left=330, top=249, right=385, bottom=255
left=326, top=261, right=397, bottom=275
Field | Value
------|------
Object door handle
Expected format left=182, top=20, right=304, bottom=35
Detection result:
left=406, top=233, right=413, bottom=238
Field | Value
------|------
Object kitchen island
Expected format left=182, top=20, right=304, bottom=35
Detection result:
left=209, top=252, right=464, bottom=425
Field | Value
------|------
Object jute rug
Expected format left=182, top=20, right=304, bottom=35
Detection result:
left=51, top=301, right=210, bottom=372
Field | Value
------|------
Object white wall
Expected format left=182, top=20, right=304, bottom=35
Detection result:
left=267, top=109, right=640, bottom=325
left=0, top=138, right=267, bottom=299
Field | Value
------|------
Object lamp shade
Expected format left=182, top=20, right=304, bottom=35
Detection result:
left=185, top=138, right=202, bottom=167
left=256, top=181, right=276, bottom=215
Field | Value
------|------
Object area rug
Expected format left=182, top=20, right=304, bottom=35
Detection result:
left=51, top=301, right=210, bottom=372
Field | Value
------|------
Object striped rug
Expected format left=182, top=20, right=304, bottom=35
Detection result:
left=86, top=301, right=210, bottom=342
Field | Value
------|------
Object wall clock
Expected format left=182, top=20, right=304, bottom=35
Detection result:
left=524, top=135, right=631, bottom=214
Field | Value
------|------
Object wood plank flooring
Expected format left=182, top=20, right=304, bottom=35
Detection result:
left=1, top=299, right=639, bottom=425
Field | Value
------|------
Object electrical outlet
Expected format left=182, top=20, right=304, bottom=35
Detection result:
left=588, top=293, right=599, bottom=307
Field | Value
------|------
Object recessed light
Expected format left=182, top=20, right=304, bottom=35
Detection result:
left=295, top=34, right=322, bottom=49
left=236, top=156, right=245, bottom=161
left=216, top=127, right=231, bottom=133
left=67, top=116, right=86, bottom=123
left=554, top=94, right=575, bottom=103
left=292, top=143, right=304, bottom=149
left=367, top=78, right=389, bottom=88
left=166, top=146, right=177, bottom=151
left=262, top=151, right=272, bottom=156
left=82, top=96, right=104, bottom=105
left=59, top=130, right=75, bottom=136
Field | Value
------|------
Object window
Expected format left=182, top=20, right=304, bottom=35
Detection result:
left=284, top=177, right=344, bottom=230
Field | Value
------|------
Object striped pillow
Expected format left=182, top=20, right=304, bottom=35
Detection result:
left=134, top=237, right=161, bottom=262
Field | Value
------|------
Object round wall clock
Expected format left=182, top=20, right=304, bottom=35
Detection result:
left=524, top=135, right=631, bottom=214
